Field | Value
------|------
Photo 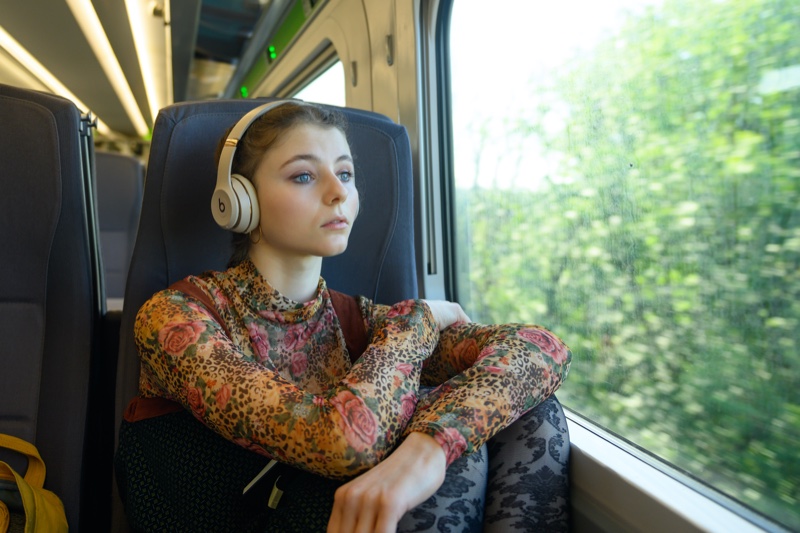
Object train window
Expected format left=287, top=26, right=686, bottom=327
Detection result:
left=292, top=60, right=345, bottom=107
left=445, top=0, right=799, bottom=529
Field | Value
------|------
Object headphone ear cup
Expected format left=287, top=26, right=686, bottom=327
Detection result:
left=230, top=174, right=260, bottom=234
left=211, top=185, right=237, bottom=230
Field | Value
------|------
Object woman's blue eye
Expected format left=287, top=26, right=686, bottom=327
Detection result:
left=293, top=173, right=312, bottom=184
left=339, top=171, right=353, bottom=182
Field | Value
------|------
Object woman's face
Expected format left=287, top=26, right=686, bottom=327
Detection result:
left=250, top=123, right=359, bottom=261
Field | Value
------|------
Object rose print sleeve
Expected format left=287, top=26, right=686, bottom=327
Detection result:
left=406, top=322, right=571, bottom=465
left=362, top=300, right=571, bottom=466
left=135, top=289, right=439, bottom=479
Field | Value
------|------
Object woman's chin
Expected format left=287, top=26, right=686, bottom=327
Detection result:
left=319, top=236, right=351, bottom=257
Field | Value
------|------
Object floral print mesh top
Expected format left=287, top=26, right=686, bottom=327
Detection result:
left=135, top=258, right=571, bottom=479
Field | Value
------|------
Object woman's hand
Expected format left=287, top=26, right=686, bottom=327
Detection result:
left=327, top=432, right=446, bottom=533
left=422, top=300, right=471, bottom=331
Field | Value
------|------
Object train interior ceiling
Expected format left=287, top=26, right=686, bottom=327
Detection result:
left=0, top=0, right=796, bottom=532
left=1, top=0, right=269, bottom=144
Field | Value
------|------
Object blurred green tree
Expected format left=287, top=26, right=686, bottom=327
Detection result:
left=455, top=0, right=800, bottom=526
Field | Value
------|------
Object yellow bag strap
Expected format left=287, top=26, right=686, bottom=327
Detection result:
left=0, top=434, right=46, bottom=488
left=0, top=434, right=67, bottom=533
left=1, top=499, right=10, bottom=532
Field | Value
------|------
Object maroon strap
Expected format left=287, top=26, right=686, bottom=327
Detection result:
left=124, top=396, right=183, bottom=422
left=169, top=279, right=231, bottom=337
left=329, top=289, right=369, bottom=364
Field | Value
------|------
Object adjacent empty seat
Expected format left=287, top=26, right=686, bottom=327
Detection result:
left=0, top=83, right=100, bottom=532
left=95, top=151, right=145, bottom=307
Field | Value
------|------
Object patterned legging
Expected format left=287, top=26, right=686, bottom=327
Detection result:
left=397, top=396, right=570, bottom=533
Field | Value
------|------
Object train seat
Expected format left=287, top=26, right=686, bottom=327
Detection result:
left=95, top=151, right=145, bottom=309
left=0, top=83, right=100, bottom=532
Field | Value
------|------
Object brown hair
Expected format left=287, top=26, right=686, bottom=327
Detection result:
left=214, top=102, right=349, bottom=267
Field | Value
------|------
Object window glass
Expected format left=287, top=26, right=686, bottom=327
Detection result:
left=292, top=60, right=345, bottom=107
left=448, top=0, right=799, bottom=528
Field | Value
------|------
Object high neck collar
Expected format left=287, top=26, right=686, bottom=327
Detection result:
left=231, top=258, right=328, bottom=323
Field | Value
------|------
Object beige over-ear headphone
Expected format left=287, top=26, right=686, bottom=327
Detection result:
left=211, top=99, right=300, bottom=233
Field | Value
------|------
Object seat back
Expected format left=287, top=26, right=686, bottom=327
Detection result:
left=95, top=151, right=145, bottom=307
left=0, top=84, right=99, bottom=532
left=112, top=98, right=416, bottom=528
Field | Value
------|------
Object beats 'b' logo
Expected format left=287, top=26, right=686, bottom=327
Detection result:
left=218, top=197, right=226, bottom=213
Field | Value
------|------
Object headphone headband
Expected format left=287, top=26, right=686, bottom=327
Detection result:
left=211, top=99, right=302, bottom=232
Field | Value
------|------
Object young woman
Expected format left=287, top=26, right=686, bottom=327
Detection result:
left=119, top=101, right=572, bottom=533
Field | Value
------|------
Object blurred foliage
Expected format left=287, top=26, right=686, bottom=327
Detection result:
left=454, top=0, right=800, bottom=527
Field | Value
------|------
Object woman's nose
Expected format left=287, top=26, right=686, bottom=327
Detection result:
left=323, top=171, right=349, bottom=205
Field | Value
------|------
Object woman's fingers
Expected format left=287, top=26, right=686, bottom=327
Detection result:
left=326, top=500, right=343, bottom=533
left=327, top=432, right=446, bottom=533
left=329, top=485, right=360, bottom=533
left=329, top=483, right=392, bottom=533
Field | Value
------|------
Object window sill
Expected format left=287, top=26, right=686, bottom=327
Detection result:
left=566, top=411, right=787, bottom=533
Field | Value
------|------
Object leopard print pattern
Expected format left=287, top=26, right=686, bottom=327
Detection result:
left=136, top=260, right=437, bottom=478
left=364, top=301, right=571, bottom=463
left=136, top=258, right=571, bottom=479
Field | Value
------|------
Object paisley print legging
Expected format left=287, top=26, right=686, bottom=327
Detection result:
left=397, top=396, right=570, bottom=533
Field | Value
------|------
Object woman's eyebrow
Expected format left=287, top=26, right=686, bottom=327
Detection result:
left=280, top=153, right=353, bottom=168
